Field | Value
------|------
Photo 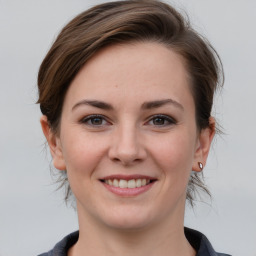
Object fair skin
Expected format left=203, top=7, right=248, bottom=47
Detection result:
left=41, top=42, right=215, bottom=256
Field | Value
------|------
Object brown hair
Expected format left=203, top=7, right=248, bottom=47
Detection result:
left=37, top=0, right=223, bottom=206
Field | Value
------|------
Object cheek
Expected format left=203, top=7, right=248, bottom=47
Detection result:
left=61, top=129, right=107, bottom=178
left=149, top=131, right=196, bottom=178
left=60, top=131, right=110, bottom=203
left=146, top=131, right=196, bottom=214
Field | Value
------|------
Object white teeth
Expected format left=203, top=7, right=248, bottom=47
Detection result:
left=113, top=179, right=119, bottom=187
left=119, top=179, right=127, bottom=188
left=136, top=179, right=141, bottom=187
left=104, top=178, right=151, bottom=188
left=127, top=179, right=136, bottom=188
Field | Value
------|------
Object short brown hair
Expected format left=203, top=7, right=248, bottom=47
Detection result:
left=38, top=0, right=223, bottom=206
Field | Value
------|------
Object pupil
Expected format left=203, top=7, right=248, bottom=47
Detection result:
left=92, top=117, right=102, bottom=125
left=154, top=118, right=164, bottom=125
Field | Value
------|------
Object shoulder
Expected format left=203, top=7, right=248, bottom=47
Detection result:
left=38, top=228, right=231, bottom=256
left=185, top=227, right=231, bottom=256
left=38, top=231, right=79, bottom=256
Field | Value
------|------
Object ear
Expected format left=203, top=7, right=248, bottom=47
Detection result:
left=40, top=115, right=66, bottom=171
left=192, top=117, right=215, bottom=172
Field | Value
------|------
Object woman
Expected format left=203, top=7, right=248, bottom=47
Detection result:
left=38, top=1, right=230, bottom=255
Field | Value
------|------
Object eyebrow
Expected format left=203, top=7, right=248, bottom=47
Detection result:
left=72, top=100, right=113, bottom=111
left=72, top=98, right=184, bottom=111
left=141, top=99, right=184, bottom=111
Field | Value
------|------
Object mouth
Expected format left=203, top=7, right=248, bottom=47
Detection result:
left=100, top=178, right=152, bottom=188
left=99, top=175, right=157, bottom=196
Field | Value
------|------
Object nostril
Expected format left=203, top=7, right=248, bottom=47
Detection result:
left=112, top=157, right=121, bottom=162
left=112, top=157, right=143, bottom=165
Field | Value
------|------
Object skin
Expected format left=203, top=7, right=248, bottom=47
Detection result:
left=41, top=42, right=215, bottom=256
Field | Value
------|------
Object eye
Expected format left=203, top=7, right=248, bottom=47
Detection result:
left=80, top=114, right=109, bottom=127
left=147, top=114, right=176, bottom=127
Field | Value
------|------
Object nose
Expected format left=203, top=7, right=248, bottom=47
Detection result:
left=108, top=124, right=147, bottom=165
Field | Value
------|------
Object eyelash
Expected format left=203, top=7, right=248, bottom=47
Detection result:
left=80, top=114, right=176, bottom=128
left=80, top=114, right=110, bottom=127
left=147, top=114, right=177, bottom=127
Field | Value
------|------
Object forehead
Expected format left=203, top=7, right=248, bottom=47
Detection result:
left=64, top=42, right=193, bottom=110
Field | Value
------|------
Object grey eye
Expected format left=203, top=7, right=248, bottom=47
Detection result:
left=148, top=115, right=176, bottom=127
left=81, top=115, right=108, bottom=126
left=152, top=117, right=166, bottom=125
left=90, top=117, right=104, bottom=125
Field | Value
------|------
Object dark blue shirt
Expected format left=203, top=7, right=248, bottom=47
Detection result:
left=38, top=228, right=231, bottom=256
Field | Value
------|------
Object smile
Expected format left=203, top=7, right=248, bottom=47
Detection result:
left=100, top=176, right=157, bottom=197
left=103, top=178, right=150, bottom=188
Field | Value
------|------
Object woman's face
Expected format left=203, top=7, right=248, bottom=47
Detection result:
left=42, top=42, right=213, bottom=230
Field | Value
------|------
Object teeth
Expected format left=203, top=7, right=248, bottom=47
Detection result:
left=127, top=179, right=135, bottom=188
left=113, top=179, right=119, bottom=187
left=119, top=179, right=127, bottom=188
left=104, top=178, right=150, bottom=188
left=136, top=179, right=141, bottom=187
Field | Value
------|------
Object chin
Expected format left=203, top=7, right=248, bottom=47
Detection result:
left=101, top=208, right=154, bottom=231
left=105, top=218, right=151, bottom=231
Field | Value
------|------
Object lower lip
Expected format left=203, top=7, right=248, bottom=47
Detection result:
left=102, top=182, right=155, bottom=197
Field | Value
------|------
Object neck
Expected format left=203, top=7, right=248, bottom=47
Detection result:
left=68, top=203, right=196, bottom=256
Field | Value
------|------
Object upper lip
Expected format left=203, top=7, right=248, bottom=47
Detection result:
left=100, top=174, right=157, bottom=181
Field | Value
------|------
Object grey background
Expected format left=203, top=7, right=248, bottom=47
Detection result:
left=0, top=0, right=255, bottom=255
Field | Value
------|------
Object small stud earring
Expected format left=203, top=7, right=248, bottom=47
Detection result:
left=198, top=162, right=203, bottom=171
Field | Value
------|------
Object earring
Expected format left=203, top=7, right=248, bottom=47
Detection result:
left=198, top=162, right=203, bottom=171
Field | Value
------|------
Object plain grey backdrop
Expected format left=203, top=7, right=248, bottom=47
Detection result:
left=0, top=0, right=255, bottom=255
